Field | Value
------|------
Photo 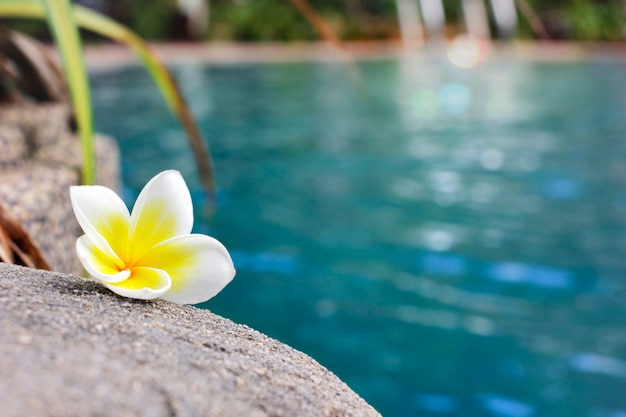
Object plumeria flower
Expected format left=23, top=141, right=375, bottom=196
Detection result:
left=70, top=170, right=235, bottom=304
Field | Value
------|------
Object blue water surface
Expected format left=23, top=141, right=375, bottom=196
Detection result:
left=92, top=54, right=626, bottom=417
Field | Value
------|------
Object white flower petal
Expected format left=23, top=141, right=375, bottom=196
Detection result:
left=70, top=185, right=130, bottom=267
left=137, top=234, right=235, bottom=304
left=76, top=236, right=131, bottom=283
left=127, top=170, right=194, bottom=264
left=103, top=267, right=172, bottom=300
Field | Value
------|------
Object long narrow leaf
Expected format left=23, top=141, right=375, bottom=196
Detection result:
left=0, top=0, right=216, bottom=206
left=0, top=1, right=177, bottom=107
left=42, top=0, right=95, bottom=185
left=287, top=0, right=360, bottom=83
left=514, top=0, right=550, bottom=39
left=71, top=6, right=216, bottom=206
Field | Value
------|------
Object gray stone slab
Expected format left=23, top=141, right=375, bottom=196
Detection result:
left=0, top=263, right=381, bottom=417
left=0, top=103, right=120, bottom=274
left=0, top=163, right=81, bottom=273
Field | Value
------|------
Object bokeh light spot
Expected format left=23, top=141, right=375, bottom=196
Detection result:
left=438, top=83, right=472, bottom=115
left=447, top=34, right=489, bottom=68
left=480, top=148, right=504, bottom=170
left=412, top=89, right=439, bottom=119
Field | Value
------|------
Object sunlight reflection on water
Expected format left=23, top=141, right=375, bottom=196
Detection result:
left=92, top=55, right=626, bottom=417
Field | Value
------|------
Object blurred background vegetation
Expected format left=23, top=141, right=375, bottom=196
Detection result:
left=4, top=0, right=625, bottom=43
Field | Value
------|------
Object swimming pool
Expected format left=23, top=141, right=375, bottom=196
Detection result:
left=92, top=53, right=626, bottom=417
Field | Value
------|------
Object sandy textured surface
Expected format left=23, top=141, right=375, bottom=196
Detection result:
left=0, top=263, right=381, bottom=417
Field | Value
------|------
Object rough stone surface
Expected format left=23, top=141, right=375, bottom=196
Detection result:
left=0, top=103, right=120, bottom=273
left=0, top=263, right=381, bottom=417
left=0, top=163, right=80, bottom=272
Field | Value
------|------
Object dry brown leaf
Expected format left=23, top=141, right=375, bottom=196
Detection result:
left=0, top=202, right=50, bottom=270
left=0, top=224, right=14, bottom=263
left=0, top=27, right=69, bottom=103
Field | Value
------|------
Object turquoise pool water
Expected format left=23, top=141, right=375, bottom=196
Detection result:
left=92, top=55, right=626, bottom=417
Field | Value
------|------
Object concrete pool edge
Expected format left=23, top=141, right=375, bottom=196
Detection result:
left=80, top=40, right=626, bottom=70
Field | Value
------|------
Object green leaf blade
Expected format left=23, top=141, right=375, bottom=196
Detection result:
left=0, top=0, right=215, bottom=206
left=43, top=0, right=95, bottom=185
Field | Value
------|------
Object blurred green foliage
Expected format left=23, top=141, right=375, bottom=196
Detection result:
left=566, top=0, right=626, bottom=40
left=210, top=0, right=318, bottom=41
left=514, top=0, right=625, bottom=40
left=15, top=0, right=626, bottom=42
